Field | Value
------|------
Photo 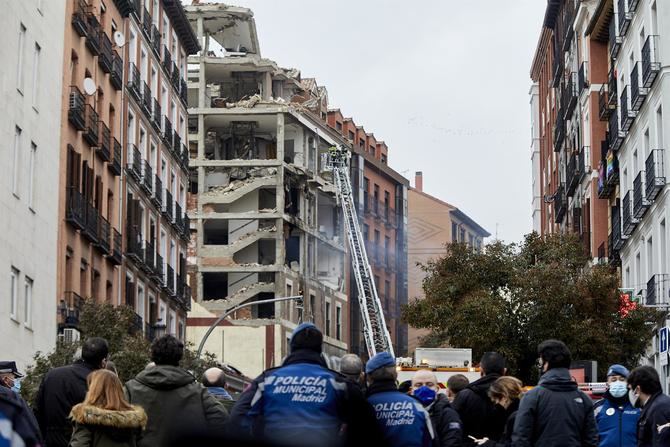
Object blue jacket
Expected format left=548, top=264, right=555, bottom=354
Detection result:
left=367, top=380, right=435, bottom=447
left=594, top=394, right=639, bottom=447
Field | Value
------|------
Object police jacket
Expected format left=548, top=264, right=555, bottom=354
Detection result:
left=426, top=394, right=462, bottom=447
left=367, top=379, right=435, bottom=447
left=452, top=373, right=506, bottom=446
left=0, top=386, right=42, bottom=446
left=593, top=392, right=639, bottom=447
left=512, top=368, right=598, bottom=447
left=230, top=349, right=383, bottom=447
left=637, top=392, right=670, bottom=447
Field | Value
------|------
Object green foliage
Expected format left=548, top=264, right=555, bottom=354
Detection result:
left=402, top=233, right=664, bottom=383
left=21, top=340, right=79, bottom=404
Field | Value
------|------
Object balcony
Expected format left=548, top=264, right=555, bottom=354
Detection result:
left=180, top=143, right=189, bottom=170
left=645, top=274, right=670, bottom=307
left=153, top=252, right=164, bottom=284
left=83, top=105, right=99, bottom=147
left=598, top=146, right=619, bottom=199
left=181, top=213, right=191, bottom=241
left=579, top=146, right=591, bottom=181
left=630, top=63, right=648, bottom=112
left=162, top=46, right=172, bottom=75
left=98, top=31, right=113, bottom=74
left=608, top=67, right=617, bottom=107
left=619, top=86, right=636, bottom=132
left=618, top=0, right=631, bottom=37
left=82, top=201, right=99, bottom=244
left=95, top=215, right=111, bottom=255
left=180, top=79, right=188, bottom=104
left=110, top=228, right=123, bottom=265
left=599, top=84, right=613, bottom=121
left=110, top=51, right=123, bottom=90
left=642, top=35, right=660, bottom=88
left=163, top=190, right=174, bottom=222
left=151, top=25, right=161, bottom=56
left=109, top=138, right=122, bottom=176
left=126, top=225, right=144, bottom=264
left=127, top=63, right=141, bottom=101
left=126, top=144, right=142, bottom=182
left=60, top=291, right=84, bottom=330
left=72, top=0, right=91, bottom=38
left=633, top=172, right=649, bottom=219
left=578, top=61, right=588, bottom=92
left=143, top=241, right=155, bottom=274
left=629, top=0, right=640, bottom=12
left=608, top=110, right=624, bottom=151
left=163, top=116, right=173, bottom=148
left=554, top=114, right=565, bottom=152
left=566, top=152, right=581, bottom=197
left=97, top=121, right=111, bottom=162
left=597, top=242, right=607, bottom=264
left=85, top=15, right=101, bottom=56
left=141, top=160, right=153, bottom=195
left=171, top=63, right=180, bottom=89
left=165, top=265, right=176, bottom=296
left=65, top=187, right=86, bottom=230
left=142, top=82, right=152, bottom=117
left=68, top=86, right=86, bottom=131
left=611, top=204, right=626, bottom=251
left=152, top=99, right=161, bottom=131
left=173, top=131, right=182, bottom=159
left=152, top=175, right=163, bottom=208
left=622, top=190, right=639, bottom=237
left=553, top=184, right=567, bottom=224
left=646, top=149, right=666, bottom=202
left=142, top=7, right=152, bottom=39
left=174, top=203, right=183, bottom=232
left=564, top=72, right=579, bottom=119
left=609, top=14, right=622, bottom=59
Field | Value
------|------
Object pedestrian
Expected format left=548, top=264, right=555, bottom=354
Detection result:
left=105, top=361, right=118, bottom=376
left=367, top=352, right=435, bottom=447
left=446, top=374, right=469, bottom=403
left=627, top=365, right=670, bottom=446
left=230, top=323, right=382, bottom=446
left=453, top=352, right=507, bottom=445
left=593, top=364, right=639, bottom=447
left=471, top=376, right=523, bottom=446
left=340, top=353, right=365, bottom=390
left=124, top=335, right=228, bottom=447
left=34, top=337, right=109, bottom=447
left=411, top=369, right=462, bottom=446
left=512, top=339, right=597, bottom=447
left=0, top=386, right=43, bottom=446
left=201, top=367, right=235, bottom=412
left=69, top=369, right=147, bottom=447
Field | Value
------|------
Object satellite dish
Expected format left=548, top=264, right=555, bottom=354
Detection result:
left=113, top=31, right=126, bottom=47
left=83, top=78, right=97, bottom=96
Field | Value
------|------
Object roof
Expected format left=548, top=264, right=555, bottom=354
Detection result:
left=543, top=0, right=562, bottom=29
left=585, top=0, right=614, bottom=42
left=410, top=188, right=491, bottom=238
left=530, top=26, right=552, bottom=81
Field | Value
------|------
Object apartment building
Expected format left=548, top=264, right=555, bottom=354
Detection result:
left=407, top=172, right=489, bottom=354
left=59, top=0, right=197, bottom=341
left=184, top=4, right=350, bottom=377
left=325, top=110, right=410, bottom=357
left=1, top=1, right=65, bottom=368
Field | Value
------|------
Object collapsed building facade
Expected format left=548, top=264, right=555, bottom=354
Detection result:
left=184, top=4, right=351, bottom=377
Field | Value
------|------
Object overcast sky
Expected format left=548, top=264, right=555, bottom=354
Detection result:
left=195, top=1, right=547, bottom=243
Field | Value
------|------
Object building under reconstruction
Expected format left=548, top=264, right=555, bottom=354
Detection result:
left=184, top=4, right=351, bottom=377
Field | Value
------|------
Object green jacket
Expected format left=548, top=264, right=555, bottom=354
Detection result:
left=69, top=404, right=147, bottom=447
left=124, top=365, right=228, bottom=447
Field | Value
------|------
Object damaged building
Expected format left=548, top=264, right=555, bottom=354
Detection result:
left=184, top=4, right=351, bottom=377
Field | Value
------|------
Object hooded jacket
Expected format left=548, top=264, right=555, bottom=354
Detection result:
left=0, top=386, right=42, bottom=447
left=637, top=391, right=670, bottom=447
left=593, top=391, right=639, bottom=447
left=69, top=404, right=147, bottom=447
left=452, top=373, right=505, bottom=445
left=425, top=393, right=462, bottom=447
left=124, top=365, right=228, bottom=447
left=512, top=368, right=598, bottom=447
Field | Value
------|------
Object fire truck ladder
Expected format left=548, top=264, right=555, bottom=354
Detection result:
left=327, top=146, right=394, bottom=357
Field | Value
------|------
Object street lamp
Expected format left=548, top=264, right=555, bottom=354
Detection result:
left=195, top=295, right=304, bottom=359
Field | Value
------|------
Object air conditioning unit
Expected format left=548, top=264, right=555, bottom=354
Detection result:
left=63, top=328, right=81, bottom=344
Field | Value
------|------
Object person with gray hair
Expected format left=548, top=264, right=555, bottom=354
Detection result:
left=340, top=354, right=365, bottom=390
left=201, top=367, right=235, bottom=412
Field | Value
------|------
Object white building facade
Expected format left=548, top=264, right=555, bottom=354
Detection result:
left=0, top=0, right=65, bottom=368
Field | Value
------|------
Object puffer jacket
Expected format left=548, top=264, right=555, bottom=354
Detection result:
left=69, top=404, right=147, bottom=447
left=512, top=368, right=598, bottom=447
left=124, top=365, right=228, bottom=447
left=452, top=374, right=505, bottom=445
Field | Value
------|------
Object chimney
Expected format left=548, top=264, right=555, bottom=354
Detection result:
left=415, top=171, right=423, bottom=192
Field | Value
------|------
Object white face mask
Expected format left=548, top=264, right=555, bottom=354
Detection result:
left=609, top=381, right=628, bottom=398
left=629, top=388, right=640, bottom=407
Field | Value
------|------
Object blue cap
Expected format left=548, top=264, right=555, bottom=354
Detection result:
left=607, top=364, right=629, bottom=378
left=365, top=352, right=396, bottom=374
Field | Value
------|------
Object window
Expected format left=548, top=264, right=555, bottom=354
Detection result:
left=381, top=154, right=387, bottom=164
left=37, top=0, right=44, bottom=14
left=24, top=277, right=33, bottom=327
left=13, top=126, right=22, bottom=196
left=359, top=138, right=365, bottom=148
left=452, top=223, right=458, bottom=243
left=137, top=283, right=145, bottom=321
left=336, top=305, right=342, bottom=341
left=10, top=268, right=19, bottom=320
left=32, top=43, right=41, bottom=109
left=17, top=24, right=26, bottom=92
left=348, top=131, right=354, bottom=141
left=325, top=301, right=331, bottom=337
left=336, top=121, right=342, bottom=131
left=28, top=142, right=37, bottom=209
left=309, top=294, right=316, bottom=321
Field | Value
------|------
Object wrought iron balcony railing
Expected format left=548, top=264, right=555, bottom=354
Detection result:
left=622, top=190, right=639, bottom=237
left=152, top=175, right=163, bottom=208
left=109, top=138, right=122, bottom=176
left=127, top=62, right=141, bottom=101
left=68, top=86, right=86, bottom=131
left=620, top=86, right=636, bottom=132
left=85, top=14, right=101, bottom=56
left=630, top=62, right=647, bottom=112
left=83, top=104, right=99, bottom=147
left=141, top=160, right=153, bottom=195
left=642, top=35, right=660, bottom=88
left=646, top=149, right=666, bottom=202
left=609, top=14, right=622, bottom=59
left=126, top=144, right=142, bottom=182
left=110, top=51, right=123, bottom=90
left=554, top=184, right=567, bottom=224
left=633, top=171, right=649, bottom=219
left=98, top=31, right=113, bottom=74
left=645, top=274, right=670, bottom=307
left=65, top=187, right=86, bottom=230
left=110, top=228, right=123, bottom=265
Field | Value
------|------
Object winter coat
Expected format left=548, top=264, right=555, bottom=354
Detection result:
left=452, top=373, right=506, bottom=445
left=69, top=404, right=147, bottom=447
left=593, top=392, right=639, bottom=447
left=637, top=392, right=670, bottom=447
left=426, top=394, right=462, bottom=447
left=34, top=360, right=98, bottom=447
left=0, top=386, right=42, bottom=446
left=480, top=399, right=519, bottom=447
left=124, top=365, right=228, bottom=447
left=230, top=349, right=385, bottom=447
left=204, top=386, right=235, bottom=412
left=512, top=368, right=598, bottom=447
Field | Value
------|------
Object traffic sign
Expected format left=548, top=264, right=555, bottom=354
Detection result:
left=660, top=327, right=668, bottom=354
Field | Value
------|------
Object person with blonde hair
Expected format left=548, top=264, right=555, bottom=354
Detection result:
left=472, top=376, right=523, bottom=446
left=69, top=370, right=147, bottom=447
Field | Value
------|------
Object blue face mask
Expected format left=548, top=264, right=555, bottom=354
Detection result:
left=609, top=380, right=627, bottom=398
left=414, top=386, right=437, bottom=406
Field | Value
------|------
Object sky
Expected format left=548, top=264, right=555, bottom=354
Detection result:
left=191, top=0, right=548, bottom=243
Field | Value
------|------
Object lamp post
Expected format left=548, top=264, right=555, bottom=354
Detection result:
left=195, top=295, right=304, bottom=359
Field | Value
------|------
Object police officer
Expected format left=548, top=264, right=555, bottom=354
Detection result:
left=593, top=364, right=639, bottom=447
left=230, top=323, right=382, bottom=446
left=366, top=352, right=435, bottom=447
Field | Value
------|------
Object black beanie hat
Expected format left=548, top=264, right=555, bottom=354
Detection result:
left=290, top=323, right=323, bottom=353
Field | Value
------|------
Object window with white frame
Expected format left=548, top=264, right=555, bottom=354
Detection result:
left=32, top=43, right=41, bottom=109
left=336, top=304, right=342, bottom=341
left=137, top=283, right=145, bottom=321
left=24, top=277, right=33, bottom=327
left=129, top=28, right=137, bottom=64
left=13, top=126, right=22, bottom=197
left=10, top=268, right=19, bottom=320
left=17, top=24, right=26, bottom=92
left=28, top=142, right=36, bottom=209
left=169, top=309, right=176, bottom=335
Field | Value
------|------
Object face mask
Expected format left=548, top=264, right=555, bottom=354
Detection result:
left=609, top=381, right=627, bottom=398
left=629, top=388, right=640, bottom=408
left=11, top=379, right=20, bottom=395
left=414, top=386, right=437, bottom=406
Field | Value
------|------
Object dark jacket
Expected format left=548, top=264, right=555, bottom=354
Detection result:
left=637, top=391, right=670, bottom=447
left=481, top=399, right=519, bottom=447
left=205, top=386, right=235, bottom=412
left=124, top=365, right=228, bottom=447
left=452, top=373, right=505, bottom=445
left=0, top=386, right=42, bottom=447
left=230, top=349, right=384, bottom=447
left=512, top=368, right=598, bottom=447
left=426, top=394, right=462, bottom=447
left=593, top=392, right=639, bottom=447
left=34, top=360, right=98, bottom=447
left=69, top=404, right=147, bottom=447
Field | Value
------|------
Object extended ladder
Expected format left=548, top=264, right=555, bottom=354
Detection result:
left=327, top=146, right=394, bottom=357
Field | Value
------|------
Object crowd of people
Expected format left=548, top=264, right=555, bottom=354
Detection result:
left=2, top=325, right=670, bottom=446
